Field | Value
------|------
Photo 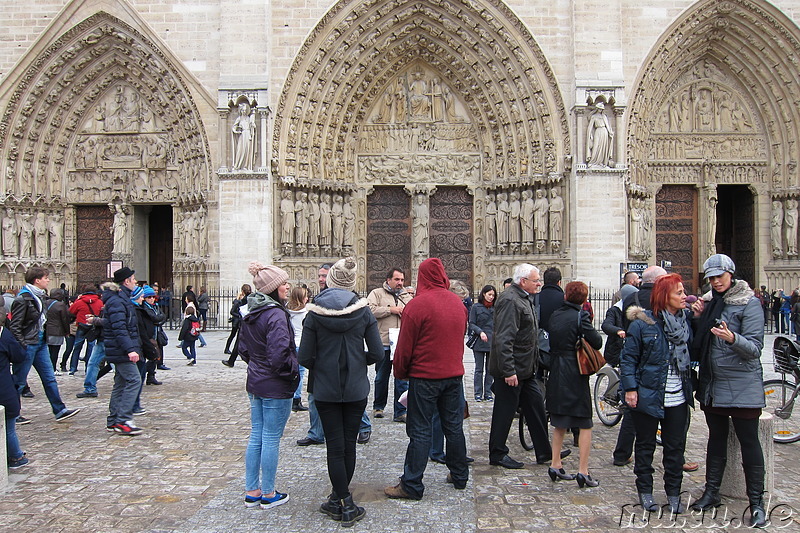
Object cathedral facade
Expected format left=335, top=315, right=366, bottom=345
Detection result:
left=0, top=0, right=798, bottom=293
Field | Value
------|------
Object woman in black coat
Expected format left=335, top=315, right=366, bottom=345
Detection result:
left=1, top=308, right=29, bottom=467
left=468, top=285, right=496, bottom=402
left=545, top=281, right=603, bottom=487
left=222, top=284, right=252, bottom=367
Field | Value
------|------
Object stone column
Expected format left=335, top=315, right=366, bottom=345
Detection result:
left=614, top=107, right=626, bottom=168
left=258, top=108, right=269, bottom=172
left=217, top=107, right=229, bottom=173
left=720, top=412, right=774, bottom=499
left=575, top=107, right=586, bottom=166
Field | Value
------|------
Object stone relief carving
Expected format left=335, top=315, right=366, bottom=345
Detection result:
left=111, top=203, right=130, bottom=255
left=2, top=207, right=17, bottom=257
left=358, top=154, right=480, bottom=184
left=771, top=198, right=784, bottom=258
left=277, top=186, right=357, bottom=258
left=586, top=102, right=614, bottom=168
left=627, top=195, right=653, bottom=259
left=34, top=211, right=48, bottom=259
left=485, top=193, right=497, bottom=254
left=548, top=187, right=564, bottom=252
left=706, top=188, right=718, bottom=255
left=786, top=198, right=798, bottom=257
left=231, top=101, right=256, bottom=171
left=412, top=193, right=429, bottom=255
left=18, top=213, right=33, bottom=259
left=533, top=188, right=549, bottom=252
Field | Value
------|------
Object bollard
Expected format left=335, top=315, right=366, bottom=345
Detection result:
left=1, top=405, right=6, bottom=490
left=720, top=412, right=774, bottom=499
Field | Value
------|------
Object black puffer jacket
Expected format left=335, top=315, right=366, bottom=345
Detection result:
left=100, top=282, right=141, bottom=363
left=298, top=288, right=383, bottom=402
left=601, top=303, right=624, bottom=367
left=468, top=302, right=494, bottom=353
left=545, top=302, right=603, bottom=418
left=0, top=325, right=26, bottom=420
left=9, top=287, right=46, bottom=348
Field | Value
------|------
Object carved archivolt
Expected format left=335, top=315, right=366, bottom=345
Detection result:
left=272, top=0, right=570, bottom=190
left=627, top=0, right=800, bottom=192
left=0, top=13, right=211, bottom=215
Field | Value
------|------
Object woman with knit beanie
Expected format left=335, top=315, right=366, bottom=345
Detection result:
left=238, top=261, right=298, bottom=510
left=298, top=257, right=383, bottom=527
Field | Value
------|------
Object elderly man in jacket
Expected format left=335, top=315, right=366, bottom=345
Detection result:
left=384, top=258, right=469, bottom=500
left=10, top=266, right=80, bottom=424
left=101, top=267, right=143, bottom=436
left=488, top=263, right=567, bottom=468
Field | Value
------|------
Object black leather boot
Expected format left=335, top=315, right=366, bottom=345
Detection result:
left=319, top=492, right=342, bottom=520
left=339, top=494, right=366, bottom=527
left=743, top=463, right=767, bottom=528
left=691, top=455, right=726, bottom=511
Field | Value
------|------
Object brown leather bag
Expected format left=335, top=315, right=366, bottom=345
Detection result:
left=575, top=313, right=605, bottom=375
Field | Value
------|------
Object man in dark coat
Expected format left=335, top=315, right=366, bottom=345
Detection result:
left=487, top=263, right=567, bottom=468
left=538, top=266, right=564, bottom=331
left=1, top=307, right=29, bottom=467
left=102, top=267, right=143, bottom=435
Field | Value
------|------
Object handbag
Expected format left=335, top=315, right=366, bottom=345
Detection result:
left=466, top=330, right=479, bottom=349
left=575, top=312, right=605, bottom=375
left=156, top=326, right=169, bottom=347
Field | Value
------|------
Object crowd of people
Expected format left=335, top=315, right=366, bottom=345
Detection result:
left=0, top=252, right=786, bottom=529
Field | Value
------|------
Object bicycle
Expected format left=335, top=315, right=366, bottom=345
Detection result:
left=763, top=336, right=800, bottom=443
left=593, top=364, right=623, bottom=426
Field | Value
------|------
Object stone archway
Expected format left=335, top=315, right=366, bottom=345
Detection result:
left=0, top=11, right=214, bottom=287
left=271, top=0, right=571, bottom=291
left=626, top=0, right=800, bottom=288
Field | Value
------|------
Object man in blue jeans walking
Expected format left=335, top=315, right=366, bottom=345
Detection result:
left=10, top=266, right=81, bottom=424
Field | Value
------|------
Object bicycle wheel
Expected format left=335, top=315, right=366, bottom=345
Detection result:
left=763, top=379, right=800, bottom=443
left=593, top=370, right=622, bottom=426
left=519, top=409, right=534, bottom=451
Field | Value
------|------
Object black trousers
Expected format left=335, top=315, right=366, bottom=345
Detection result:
left=630, top=404, right=689, bottom=495
left=488, top=375, right=550, bottom=462
left=613, top=408, right=636, bottom=462
left=316, top=398, right=368, bottom=499
left=704, top=411, right=764, bottom=468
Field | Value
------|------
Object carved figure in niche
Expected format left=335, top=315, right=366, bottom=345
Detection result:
left=641, top=200, right=652, bottom=256
left=18, top=213, right=33, bottom=258
left=533, top=188, right=549, bottom=252
left=295, top=191, right=308, bottom=255
left=34, top=212, right=48, bottom=259
left=696, top=90, right=713, bottom=132
left=412, top=193, right=429, bottom=254
left=2, top=208, right=17, bottom=257
left=668, top=96, right=680, bottom=133
left=430, top=78, right=444, bottom=121
left=707, top=192, right=718, bottom=255
left=442, top=86, right=458, bottom=123
left=20, top=162, right=33, bottom=197
left=232, top=102, right=256, bottom=171
left=319, top=192, right=332, bottom=255
left=408, top=69, right=431, bottom=120
left=485, top=193, right=497, bottom=253
left=679, top=92, right=692, bottom=132
left=586, top=102, right=614, bottom=168
left=104, top=86, right=125, bottom=131
left=786, top=199, right=798, bottom=257
left=74, top=140, right=87, bottom=168
left=495, top=192, right=509, bottom=254
left=112, top=204, right=129, bottom=254
left=145, top=138, right=166, bottom=169
left=718, top=92, right=734, bottom=131
left=521, top=190, right=534, bottom=253
left=549, top=187, right=564, bottom=252
left=630, top=197, right=642, bottom=256
left=307, top=192, right=321, bottom=254
left=771, top=200, right=783, bottom=258
left=731, top=101, right=752, bottom=132
left=198, top=205, right=208, bottom=257
left=280, top=189, right=295, bottom=255
left=508, top=191, right=521, bottom=254
left=85, top=139, right=98, bottom=168
left=343, top=194, right=355, bottom=252
left=331, top=194, right=344, bottom=255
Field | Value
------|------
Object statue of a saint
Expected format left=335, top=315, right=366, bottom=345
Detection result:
left=2, top=208, right=17, bottom=257
left=785, top=198, right=798, bottom=256
left=34, top=212, right=48, bottom=259
left=533, top=188, right=549, bottom=251
left=307, top=192, right=321, bottom=254
left=18, top=213, right=33, bottom=258
left=521, top=190, right=534, bottom=252
left=549, top=187, right=564, bottom=250
left=331, top=194, right=344, bottom=254
left=112, top=204, right=129, bottom=254
left=485, top=193, right=497, bottom=253
left=231, top=102, right=256, bottom=171
left=295, top=191, right=308, bottom=254
left=771, top=200, right=783, bottom=258
left=408, top=70, right=431, bottom=120
left=412, top=193, right=429, bottom=254
left=508, top=191, right=521, bottom=253
left=319, top=192, right=332, bottom=254
left=586, top=102, right=614, bottom=167
left=629, top=197, right=642, bottom=256
left=343, top=194, right=355, bottom=251
left=496, top=192, right=510, bottom=253
left=280, top=189, right=295, bottom=254
left=707, top=192, right=718, bottom=255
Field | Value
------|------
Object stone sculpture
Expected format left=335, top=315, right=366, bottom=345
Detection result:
left=319, top=192, right=332, bottom=255
left=533, top=188, right=548, bottom=252
left=112, top=203, right=129, bottom=254
left=280, top=189, right=295, bottom=255
left=232, top=102, right=256, bottom=171
left=331, top=194, right=344, bottom=255
left=771, top=199, right=783, bottom=258
left=786, top=198, right=798, bottom=257
left=2, top=208, right=17, bottom=257
left=508, top=190, right=521, bottom=254
left=586, top=102, right=614, bottom=167
left=307, top=192, right=321, bottom=254
left=707, top=192, right=718, bottom=255
left=549, top=187, right=564, bottom=252
left=34, top=212, right=48, bottom=259
left=521, top=190, right=534, bottom=253
left=18, top=213, right=33, bottom=258
left=412, top=193, right=429, bottom=254
left=485, top=193, right=497, bottom=254
left=295, top=191, right=308, bottom=255
left=343, top=193, right=355, bottom=252
left=496, top=192, right=509, bottom=254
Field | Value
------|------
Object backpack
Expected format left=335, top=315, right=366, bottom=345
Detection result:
left=190, top=320, right=201, bottom=338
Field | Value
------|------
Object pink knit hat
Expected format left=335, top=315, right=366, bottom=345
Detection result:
left=248, top=261, right=289, bottom=294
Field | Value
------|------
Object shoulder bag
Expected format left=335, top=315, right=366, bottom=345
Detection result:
left=576, top=312, right=604, bottom=375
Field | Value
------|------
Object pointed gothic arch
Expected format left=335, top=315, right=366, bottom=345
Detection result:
left=272, top=0, right=570, bottom=187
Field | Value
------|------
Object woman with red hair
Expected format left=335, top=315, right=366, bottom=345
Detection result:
left=619, top=273, right=693, bottom=514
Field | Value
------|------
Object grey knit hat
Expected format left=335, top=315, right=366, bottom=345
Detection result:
left=326, top=257, right=357, bottom=291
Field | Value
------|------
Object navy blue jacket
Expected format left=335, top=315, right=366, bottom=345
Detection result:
left=620, top=307, right=694, bottom=419
left=0, top=326, right=26, bottom=419
left=100, top=282, right=141, bottom=364
left=468, top=302, right=494, bottom=353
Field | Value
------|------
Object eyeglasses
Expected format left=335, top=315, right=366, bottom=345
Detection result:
left=523, top=277, right=543, bottom=285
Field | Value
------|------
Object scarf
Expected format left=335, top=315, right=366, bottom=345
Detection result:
left=660, top=309, right=691, bottom=379
left=23, top=283, right=47, bottom=332
left=483, top=299, right=494, bottom=308
left=690, top=288, right=726, bottom=361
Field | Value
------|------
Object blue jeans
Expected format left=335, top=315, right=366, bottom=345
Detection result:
left=400, top=377, right=468, bottom=499
left=373, top=347, right=409, bottom=417
left=83, top=341, right=106, bottom=394
left=182, top=339, right=197, bottom=361
left=13, top=336, right=68, bottom=416
left=107, top=361, right=141, bottom=426
left=69, top=328, right=95, bottom=373
left=294, top=365, right=306, bottom=401
left=245, top=394, right=292, bottom=493
left=306, top=392, right=371, bottom=442
left=5, top=416, right=23, bottom=460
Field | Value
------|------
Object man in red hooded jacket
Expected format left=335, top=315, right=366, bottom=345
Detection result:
left=384, top=258, right=469, bottom=500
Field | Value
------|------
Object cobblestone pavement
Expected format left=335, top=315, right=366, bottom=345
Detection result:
left=1, top=331, right=799, bottom=532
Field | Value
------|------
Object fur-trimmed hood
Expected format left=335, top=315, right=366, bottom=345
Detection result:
left=306, top=288, right=368, bottom=317
left=625, top=305, right=655, bottom=325
left=100, top=281, right=120, bottom=292
left=701, top=278, right=755, bottom=306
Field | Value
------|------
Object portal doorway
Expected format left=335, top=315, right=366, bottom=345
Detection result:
left=148, top=205, right=173, bottom=289
left=715, top=185, right=755, bottom=288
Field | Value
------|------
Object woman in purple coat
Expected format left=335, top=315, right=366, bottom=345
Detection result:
left=237, top=262, right=298, bottom=510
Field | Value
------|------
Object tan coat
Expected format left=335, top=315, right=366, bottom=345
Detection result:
left=367, top=283, right=413, bottom=345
